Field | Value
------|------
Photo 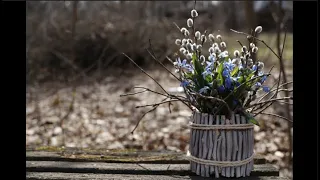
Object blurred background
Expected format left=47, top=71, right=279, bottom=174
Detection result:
left=26, top=1, right=293, bottom=178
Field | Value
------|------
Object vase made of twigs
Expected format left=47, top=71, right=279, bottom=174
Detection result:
left=188, top=110, right=254, bottom=178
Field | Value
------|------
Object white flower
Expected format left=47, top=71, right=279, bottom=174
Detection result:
left=252, top=47, right=258, bottom=53
left=182, top=39, right=187, bottom=45
left=234, top=50, right=240, bottom=57
left=184, top=30, right=190, bottom=37
left=183, top=50, right=189, bottom=55
left=195, top=31, right=201, bottom=40
left=216, top=34, right=222, bottom=40
left=220, top=42, right=226, bottom=48
left=212, top=43, right=219, bottom=48
left=187, top=18, right=193, bottom=27
left=186, top=43, right=192, bottom=51
left=245, top=52, right=251, bottom=59
left=200, top=55, right=205, bottom=62
left=173, top=62, right=178, bottom=66
left=218, top=51, right=229, bottom=58
left=208, top=34, right=215, bottom=42
left=187, top=39, right=193, bottom=44
left=242, top=46, right=247, bottom=52
left=175, top=39, right=182, bottom=45
left=196, top=44, right=202, bottom=51
left=250, top=43, right=255, bottom=48
left=258, top=62, right=264, bottom=70
left=186, top=53, right=192, bottom=60
left=179, top=47, right=186, bottom=54
left=191, top=9, right=198, bottom=18
left=232, top=58, right=241, bottom=65
left=180, top=27, right=187, bottom=34
left=201, top=35, right=207, bottom=42
left=192, top=43, right=197, bottom=52
left=247, top=59, right=253, bottom=67
left=255, top=26, right=263, bottom=34
left=214, top=46, right=221, bottom=53
left=209, top=47, right=214, bottom=54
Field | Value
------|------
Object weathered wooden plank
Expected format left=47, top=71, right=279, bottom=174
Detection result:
left=26, top=161, right=279, bottom=176
left=26, top=150, right=266, bottom=164
left=26, top=172, right=289, bottom=180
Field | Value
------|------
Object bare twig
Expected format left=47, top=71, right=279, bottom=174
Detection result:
left=136, top=99, right=182, bottom=108
left=247, top=96, right=293, bottom=108
left=253, top=112, right=292, bottom=123
left=131, top=97, right=168, bottom=134
left=120, top=90, right=148, bottom=97
left=147, top=39, right=181, bottom=81
left=122, top=53, right=169, bottom=95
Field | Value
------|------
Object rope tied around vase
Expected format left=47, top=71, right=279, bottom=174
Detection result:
left=186, top=150, right=255, bottom=167
left=188, top=121, right=254, bottom=130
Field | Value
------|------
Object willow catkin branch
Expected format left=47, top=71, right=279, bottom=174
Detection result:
left=230, top=29, right=281, bottom=60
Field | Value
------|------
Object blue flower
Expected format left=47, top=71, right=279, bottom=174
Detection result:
left=199, top=86, right=210, bottom=94
left=255, top=82, right=262, bottom=88
left=218, top=85, right=225, bottom=93
left=225, top=77, right=232, bottom=89
left=262, top=86, right=270, bottom=92
left=222, top=69, right=230, bottom=77
left=180, top=80, right=189, bottom=87
left=252, top=65, right=257, bottom=71
left=175, top=58, right=194, bottom=73
left=261, top=75, right=267, bottom=83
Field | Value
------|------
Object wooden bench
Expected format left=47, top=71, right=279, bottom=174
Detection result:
left=26, top=146, right=288, bottom=180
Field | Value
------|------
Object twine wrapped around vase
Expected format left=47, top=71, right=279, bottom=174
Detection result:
left=187, top=111, right=255, bottom=178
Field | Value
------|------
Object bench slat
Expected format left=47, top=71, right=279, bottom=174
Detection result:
left=26, top=161, right=279, bottom=176
left=26, top=172, right=288, bottom=180
left=26, top=151, right=266, bottom=164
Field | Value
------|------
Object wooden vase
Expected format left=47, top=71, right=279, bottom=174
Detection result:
left=189, top=111, right=254, bottom=178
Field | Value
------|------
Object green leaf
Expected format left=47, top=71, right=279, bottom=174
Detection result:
left=231, top=66, right=239, bottom=77
left=217, top=63, right=224, bottom=86
left=244, top=112, right=260, bottom=126
left=191, top=54, right=205, bottom=89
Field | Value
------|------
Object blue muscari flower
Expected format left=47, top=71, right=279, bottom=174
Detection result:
left=180, top=80, right=189, bottom=87
left=176, top=58, right=194, bottom=73
left=261, top=75, right=267, bottom=83
left=252, top=65, right=257, bottom=71
left=218, top=85, right=225, bottom=93
left=225, top=77, right=232, bottom=89
left=255, top=82, right=262, bottom=88
left=199, top=86, right=210, bottom=94
left=222, top=69, right=230, bottom=77
left=262, top=86, right=270, bottom=92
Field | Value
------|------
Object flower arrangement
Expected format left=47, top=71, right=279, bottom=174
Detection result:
left=121, top=2, right=292, bottom=132
left=121, top=2, right=292, bottom=178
